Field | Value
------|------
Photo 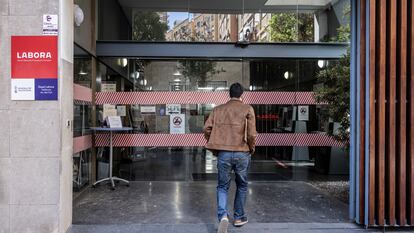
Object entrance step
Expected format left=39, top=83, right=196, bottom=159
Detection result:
left=69, top=223, right=407, bottom=233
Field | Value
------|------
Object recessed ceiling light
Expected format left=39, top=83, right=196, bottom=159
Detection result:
left=79, top=70, right=87, bottom=75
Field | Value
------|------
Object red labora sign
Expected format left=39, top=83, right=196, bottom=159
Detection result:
left=11, top=36, right=58, bottom=79
left=11, top=36, right=58, bottom=101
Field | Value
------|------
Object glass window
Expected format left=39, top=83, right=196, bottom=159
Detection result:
left=104, top=0, right=350, bottom=43
left=73, top=45, right=94, bottom=192
left=101, top=58, right=348, bottom=181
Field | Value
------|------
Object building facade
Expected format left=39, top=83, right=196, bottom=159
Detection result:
left=0, top=0, right=413, bottom=232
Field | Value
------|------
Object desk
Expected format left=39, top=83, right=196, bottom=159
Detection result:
left=91, top=127, right=133, bottom=190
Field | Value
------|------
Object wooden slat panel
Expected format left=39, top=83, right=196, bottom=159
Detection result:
left=359, top=0, right=366, bottom=222
left=377, top=0, right=387, bottom=226
left=408, top=0, right=414, bottom=225
left=398, top=0, right=408, bottom=226
left=387, top=0, right=397, bottom=226
left=360, top=0, right=414, bottom=226
left=368, top=0, right=377, bottom=226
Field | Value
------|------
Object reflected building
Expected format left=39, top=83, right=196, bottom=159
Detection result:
left=157, top=12, right=169, bottom=24
left=166, top=19, right=193, bottom=41
left=163, top=0, right=349, bottom=43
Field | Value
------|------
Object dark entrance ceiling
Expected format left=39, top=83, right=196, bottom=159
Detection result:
left=118, top=0, right=333, bottom=13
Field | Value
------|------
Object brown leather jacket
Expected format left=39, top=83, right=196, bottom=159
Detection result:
left=203, top=99, right=257, bottom=154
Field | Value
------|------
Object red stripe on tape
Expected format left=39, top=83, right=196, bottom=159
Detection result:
left=95, top=133, right=343, bottom=148
left=95, top=92, right=324, bottom=105
left=73, top=135, right=92, bottom=154
left=74, top=84, right=92, bottom=103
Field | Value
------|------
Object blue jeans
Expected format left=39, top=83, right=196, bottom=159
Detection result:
left=216, top=151, right=250, bottom=222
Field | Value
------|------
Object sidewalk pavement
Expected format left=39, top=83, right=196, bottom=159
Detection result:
left=70, top=223, right=414, bottom=233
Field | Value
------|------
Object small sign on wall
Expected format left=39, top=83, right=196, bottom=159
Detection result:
left=166, top=104, right=181, bottom=115
left=117, top=105, right=127, bottom=116
left=103, top=104, right=117, bottom=120
left=298, top=106, right=309, bottom=121
left=43, top=14, right=58, bottom=35
left=140, top=106, right=156, bottom=113
left=170, top=114, right=185, bottom=134
left=101, top=83, right=116, bottom=92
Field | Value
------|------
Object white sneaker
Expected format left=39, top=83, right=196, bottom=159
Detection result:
left=218, top=216, right=229, bottom=233
left=234, top=217, right=248, bottom=227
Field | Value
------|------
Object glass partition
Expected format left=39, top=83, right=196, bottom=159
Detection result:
left=73, top=57, right=93, bottom=138
left=95, top=57, right=349, bottom=182
left=73, top=46, right=94, bottom=192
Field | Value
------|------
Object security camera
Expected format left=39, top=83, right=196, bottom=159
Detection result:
left=239, top=26, right=253, bottom=42
left=236, top=26, right=253, bottom=48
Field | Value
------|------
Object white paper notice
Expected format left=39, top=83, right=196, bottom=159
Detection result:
left=140, top=106, right=156, bottom=113
left=298, top=106, right=309, bottom=121
left=117, top=105, right=127, bottom=116
left=166, top=104, right=181, bottom=115
left=43, top=14, right=58, bottom=35
left=170, top=114, right=185, bottom=134
left=103, top=104, right=117, bottom=119
left=101, top=83, right=116, bottom=92
left=107, top=116, right=123, bottom=128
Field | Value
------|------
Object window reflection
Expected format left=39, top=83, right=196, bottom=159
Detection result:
left=73, top=57, right=92, bottom=137
left=121, top=58, right=339, bottom=136
left=121, top=0, right=351, bottom=43
left=73, top=46, right=94, bottom=191
left=93, top=57, right=348, bottom=181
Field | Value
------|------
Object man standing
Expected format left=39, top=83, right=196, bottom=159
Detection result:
left=203, top=83, right=257, bottom=233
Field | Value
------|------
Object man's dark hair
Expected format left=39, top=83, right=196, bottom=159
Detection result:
left=229, top=83, right=244, bottom=98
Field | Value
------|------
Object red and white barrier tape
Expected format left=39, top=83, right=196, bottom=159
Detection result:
left=74, top=84, right=92, bottom=104
left=95, top=133, right=343, bottom=148
left=73, top=135, right=93, bottom=154
left=95, top=91, right=324, bottom=105
left=74, top=99, right=92, bottom=105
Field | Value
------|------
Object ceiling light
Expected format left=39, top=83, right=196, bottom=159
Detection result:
left=74, top=4, right=84, bottom=27
left=139, top=79, right=147, bottom=86
left=284, top=71, right=292, bottom=80
left=173, top=71, right=182, bottom=76
left=318, top=60, right=326, bottom=68
left=121, top=58, right=128, bottom=67
left=79, top=70, right=87, bottom=75
left=130, top=71, right=140, bottom=79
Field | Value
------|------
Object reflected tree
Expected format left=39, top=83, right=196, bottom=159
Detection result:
left=315, top=50, right=350, bottom=144
left=315, top=3, right=351, bottom=144
left=268, top=13, right=314, bottom=42
left=132, top=12, right=169, bottom=90
left=133, top=12, right=168, bottom=41
left=178, top=61, right=225, bottom=88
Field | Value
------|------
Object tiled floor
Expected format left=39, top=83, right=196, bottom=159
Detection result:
left=72, top=181, right=414, bottom=233
left=73, top=181, right=348, bottom=224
